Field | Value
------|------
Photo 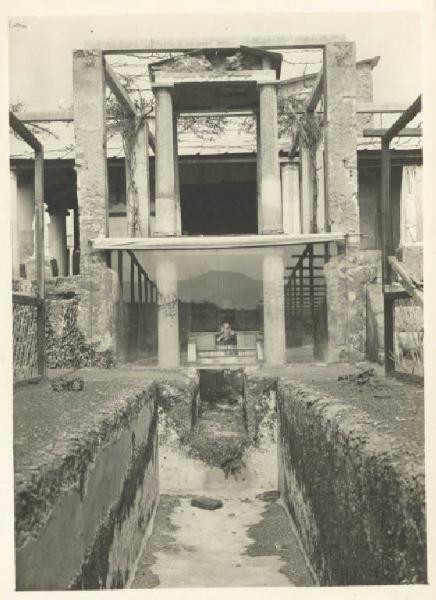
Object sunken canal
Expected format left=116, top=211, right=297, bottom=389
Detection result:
left=14, top=362, right=426, bottom=589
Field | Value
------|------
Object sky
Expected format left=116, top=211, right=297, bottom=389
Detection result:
left=8, top=10, right=422, bottom=111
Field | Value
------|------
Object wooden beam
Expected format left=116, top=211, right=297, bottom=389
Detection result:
left=89, top=34, right=346, bottom=54
left=388, top=256, right=423, bottom=307
left=14, top=103, right=408, bottom=129
left=383, top=95, right=422, bottom=142
left=306, top=72, right=323, bottom=113
left=17, top=110, right=74, bottom=122
left=104, top=60, right=137, bottom=116
left=383, top=284, right=410, bottom=301
left=92, top=232, right=345, bottom=251
left=12, top=294, right=42, bottom=307
left=9, top=111, right=42, bottom=150
left=363, top=128, right=422, bottom=138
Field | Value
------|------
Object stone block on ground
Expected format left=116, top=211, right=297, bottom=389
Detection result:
left=256, top=490, right=280, bottom=502
left=191, top=496, right=223, bottom=511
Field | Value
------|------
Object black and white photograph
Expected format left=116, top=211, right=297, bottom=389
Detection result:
left=1, top=1, right=435, bottom=597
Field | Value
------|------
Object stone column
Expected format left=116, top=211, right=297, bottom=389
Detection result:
left=262, top=250, right=286, bottom=365
left=125, top=116, right=151, bottom=237
left=156, top=258, right=180, bottom=367
left=48, top=208, right=68, bottom=276
left=153, top=84, right=177, bottom=236
left=73, top=49, right=108, bottom=273
left=258, top=83, right=282, bottom=234
left=256, top=111, right=263, bottom=233
left=299, top=145, right=313, bottom=233
left=173, top=113, right=182, bottom=235
left=316, top=144, right=326, bottom=232
left=281, top=162, right=300, bottom=235
left=10, top=169, right=19, bottom=279
left=323, top=42, right=362, bottom=362
left=323, top=42, right=359, bottom=240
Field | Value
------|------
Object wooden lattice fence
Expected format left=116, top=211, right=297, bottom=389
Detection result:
left=13, top=294, right=44, bottom=384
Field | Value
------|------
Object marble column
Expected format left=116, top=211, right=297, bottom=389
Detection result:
left=153, top=84, right=177, bottom=236
left=262, top=250, right=286, bottom=366
left=258, top=83, right=282, bottom=234
left=156, top=258, right=180, bottom=367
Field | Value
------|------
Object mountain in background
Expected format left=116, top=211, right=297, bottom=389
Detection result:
left=178, top=270, right=262, bottom=309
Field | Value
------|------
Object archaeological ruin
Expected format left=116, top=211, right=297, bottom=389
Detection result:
left=10, top=32, right=425, bottom=590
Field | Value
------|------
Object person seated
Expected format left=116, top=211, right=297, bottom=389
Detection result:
left=215, top=321, right=237, bottom=348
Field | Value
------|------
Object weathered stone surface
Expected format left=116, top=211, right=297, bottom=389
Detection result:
left=324, top=249, right=379, bottom=362
left=14, top=381, right=159, bottom=590
left=15, top=271, right=128, bottom=368
left=73, top=49, right=108, bottom=273
left=277, top=378, right=426, bottom=585
left=191, top=496, right=223, bottom=511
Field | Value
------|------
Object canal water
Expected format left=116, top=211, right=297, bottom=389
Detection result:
left=131, top=371, right=314, bottom=588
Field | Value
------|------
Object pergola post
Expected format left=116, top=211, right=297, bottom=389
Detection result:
left=323, top=42, right=359, bottom=240
left=323, top=42, right=362, bottom=362
left=73, top=49, right=109, bottom=273
left=153, top=84, right=177, bottom=236
left=262, top=249, right=286, bottom=365
left=258, top=82, right=282, bottom=234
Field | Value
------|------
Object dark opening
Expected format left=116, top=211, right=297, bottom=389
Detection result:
left=180, top=181, right=257, bottom=235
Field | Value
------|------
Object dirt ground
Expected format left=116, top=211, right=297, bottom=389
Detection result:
left=262, top=362, right=424, bottom=463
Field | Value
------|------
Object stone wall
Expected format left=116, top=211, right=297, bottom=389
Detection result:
left=277, top=378, right=426, bottom=585
left=15, top=383, right=159, bottom=591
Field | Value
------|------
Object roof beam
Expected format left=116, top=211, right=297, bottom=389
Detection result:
left=9, top=111, right=42, bottom=151
left=357, top=102, right=410, bottom=114
left=383, top=95, right=422, bottom=142
left=104, top=60, right=137, bottom=116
